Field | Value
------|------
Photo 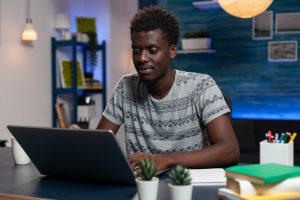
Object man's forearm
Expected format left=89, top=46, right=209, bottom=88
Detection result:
left=165, top=141, right=240, bottom=169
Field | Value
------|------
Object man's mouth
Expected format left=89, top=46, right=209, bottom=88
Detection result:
left=137, top=66, right=154, bottom=74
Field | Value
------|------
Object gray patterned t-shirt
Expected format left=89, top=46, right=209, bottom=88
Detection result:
left=103, top=70, right=230, bottom=155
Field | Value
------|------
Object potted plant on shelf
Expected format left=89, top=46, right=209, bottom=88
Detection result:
left=181, top=29, right=211, bottom=50
left=135, top=158, right=159, bottom=200
left=168, top=165, right=193, bottom=200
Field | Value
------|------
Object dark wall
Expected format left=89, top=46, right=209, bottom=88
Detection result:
left=154, top=0, right=300, bottom=120
left=232, top=119, right=300, bottom=165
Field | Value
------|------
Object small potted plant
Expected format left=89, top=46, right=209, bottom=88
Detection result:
left=168, top=165, right=193, bottom=200
left=135, top=158, right=159, bottom=200
left=181, top=29, right=211, bottom=50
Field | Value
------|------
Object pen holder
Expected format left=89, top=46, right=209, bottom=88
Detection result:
left=260, top=140, right=294, bottom=166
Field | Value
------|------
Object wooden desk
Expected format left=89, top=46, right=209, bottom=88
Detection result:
left=0, top=148, right=222, bottom=199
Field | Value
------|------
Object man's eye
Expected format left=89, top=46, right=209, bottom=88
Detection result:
left=149, top=49, right=158, bottom=54
left=132, top=49, right=140, bottom=54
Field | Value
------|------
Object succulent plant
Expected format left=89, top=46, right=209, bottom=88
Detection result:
left=137, top=158, right=156, bottom=181
left=169, top=165, right=192, bottom=185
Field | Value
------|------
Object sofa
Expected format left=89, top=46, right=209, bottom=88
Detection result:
left=232, top=119, right=300, bottom=165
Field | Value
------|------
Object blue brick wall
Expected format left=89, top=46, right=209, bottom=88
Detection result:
left=153, top=0, right=300, bottom=120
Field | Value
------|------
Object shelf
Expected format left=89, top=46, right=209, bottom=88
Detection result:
left=54, top=88, right=104, bottom=94
left=51, top=36, right=107, bottom=127
left=53, top=39, right=105, bottom=50
left=177, top=49, right=216, bottom=54
left=192, top=0, right=220, bottom=9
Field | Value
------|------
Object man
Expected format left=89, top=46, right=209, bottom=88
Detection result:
left=97, top=6, right=239, bottom=171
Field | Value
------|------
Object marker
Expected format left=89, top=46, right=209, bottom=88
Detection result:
left=289, top=132, right=297, bottom=143
left=274, top=133, right=279, bottom=143
left=265, top=133, right=270, bottom=142
left=285, top=132, right=291, bottom=143
left=279, top=133, right=285, bottom=143
left=268, top=130, right=273, bottom=137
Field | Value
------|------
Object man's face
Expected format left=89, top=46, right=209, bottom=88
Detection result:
left=131, top=28, right=176, bottom=82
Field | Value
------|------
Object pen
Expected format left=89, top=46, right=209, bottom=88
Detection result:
left=289, top=132, right=297, bottom=143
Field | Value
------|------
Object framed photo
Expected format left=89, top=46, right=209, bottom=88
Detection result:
left=268, top=41, right=298, bottom=62
left=252, top=11, right=273, bottom=40
left=59, top=60, right=85, bottom=88
left=275, top=13, right=300, bottom=34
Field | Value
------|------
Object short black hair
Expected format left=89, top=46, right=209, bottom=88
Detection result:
left=130, top=6, right=179, bottom=46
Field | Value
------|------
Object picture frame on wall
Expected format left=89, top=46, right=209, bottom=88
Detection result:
left=275, top=12, right=300, bottom=34
left=252, top=11, right=273, bottom=40
left=268, top=41, right=298, bottom=62
left=59, top=60, right=85, bottom=88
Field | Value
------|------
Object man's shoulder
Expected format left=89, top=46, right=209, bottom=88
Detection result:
left=121, top=73, right=139, bottom=80
left=118, top=73, right=140, bottom=85
left=175, top=70, right=213, bottom=85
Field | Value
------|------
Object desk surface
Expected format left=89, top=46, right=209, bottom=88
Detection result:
left=0, top=148, right=221, bottom=200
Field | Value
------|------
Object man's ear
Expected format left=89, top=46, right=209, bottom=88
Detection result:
left=170, top=44, right=177, bottom=59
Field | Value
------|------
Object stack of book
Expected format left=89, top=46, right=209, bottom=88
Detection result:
left=84, top=77, right=102, bottom=90
left=218, top=163, right=300, bottom=200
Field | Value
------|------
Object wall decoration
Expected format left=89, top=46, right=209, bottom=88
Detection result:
left=252, top=11, right=273, bottom=40
left=268, top=41, right=298, bottom=62
left=275, top=13, right=300, bottom=34
left=59, top=60, right=85, bottom=88
left=159, top=0, right=300, bottom=119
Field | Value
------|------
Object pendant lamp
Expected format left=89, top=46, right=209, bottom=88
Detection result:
left=22, top=0, right=38, bottom=40
left=217, top=0, right=273, bottom=18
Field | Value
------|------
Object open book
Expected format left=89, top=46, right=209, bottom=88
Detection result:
left=190, top=168, right=226, bottom=186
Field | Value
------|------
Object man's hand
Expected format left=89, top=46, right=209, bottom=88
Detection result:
left=128, top=152, right=171, bottom=172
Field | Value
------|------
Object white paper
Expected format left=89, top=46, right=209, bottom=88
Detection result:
left=190, top=168, right=227, bottom=186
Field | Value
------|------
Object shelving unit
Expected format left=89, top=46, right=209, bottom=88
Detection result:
left=192, top=0, right=220, bottom=9
left=51, top=36, right=107, bottom=127
left=177, top=49, right=216, bottom=54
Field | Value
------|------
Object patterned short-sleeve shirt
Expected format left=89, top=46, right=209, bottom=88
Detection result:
left=103, top=70, right=230, bottom=155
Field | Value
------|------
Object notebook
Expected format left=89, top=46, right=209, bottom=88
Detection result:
left=225, top=163, right=300, bottom=185
left=7, top=125, right=136, bottom=185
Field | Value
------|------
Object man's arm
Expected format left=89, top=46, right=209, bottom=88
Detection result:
left=128, top=114, right=240, bottom=170
left=96, top=116, right=121, bottom=135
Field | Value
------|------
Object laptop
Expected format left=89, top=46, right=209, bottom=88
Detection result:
left=7, top=125, right=136, bottom=185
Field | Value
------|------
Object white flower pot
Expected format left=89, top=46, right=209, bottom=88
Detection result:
left=181, top=38, right=211, bottom=50
left=135, top=177, right=159, bottom=200
left=168, top=183, right=193, bottom=200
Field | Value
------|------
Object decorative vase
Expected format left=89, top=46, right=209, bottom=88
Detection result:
left=181, top=38, right=211, bottom=50
left=168, top=183, right=193, bottom=200
left=135, top=177, right=159, bottom=200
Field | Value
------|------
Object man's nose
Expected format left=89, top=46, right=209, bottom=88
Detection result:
left=138, top=51, right=149, bottom=63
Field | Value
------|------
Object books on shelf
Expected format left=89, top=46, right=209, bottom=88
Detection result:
left=225, top=163, right=300, bottom=185
left=84, top=77, right=102, bottom=90
left=190, top=168, right=226, bottom=186
left=55, top=103, right=68, bottom=128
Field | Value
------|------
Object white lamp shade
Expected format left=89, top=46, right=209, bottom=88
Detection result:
left=22, top=22, right=38, bottom=40
left=217, top=0, right=273, bottom=18
left=55, top=13, right=71, bottom=30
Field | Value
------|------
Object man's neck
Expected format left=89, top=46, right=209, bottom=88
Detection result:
left=147, top=69, right=176, bottom=100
